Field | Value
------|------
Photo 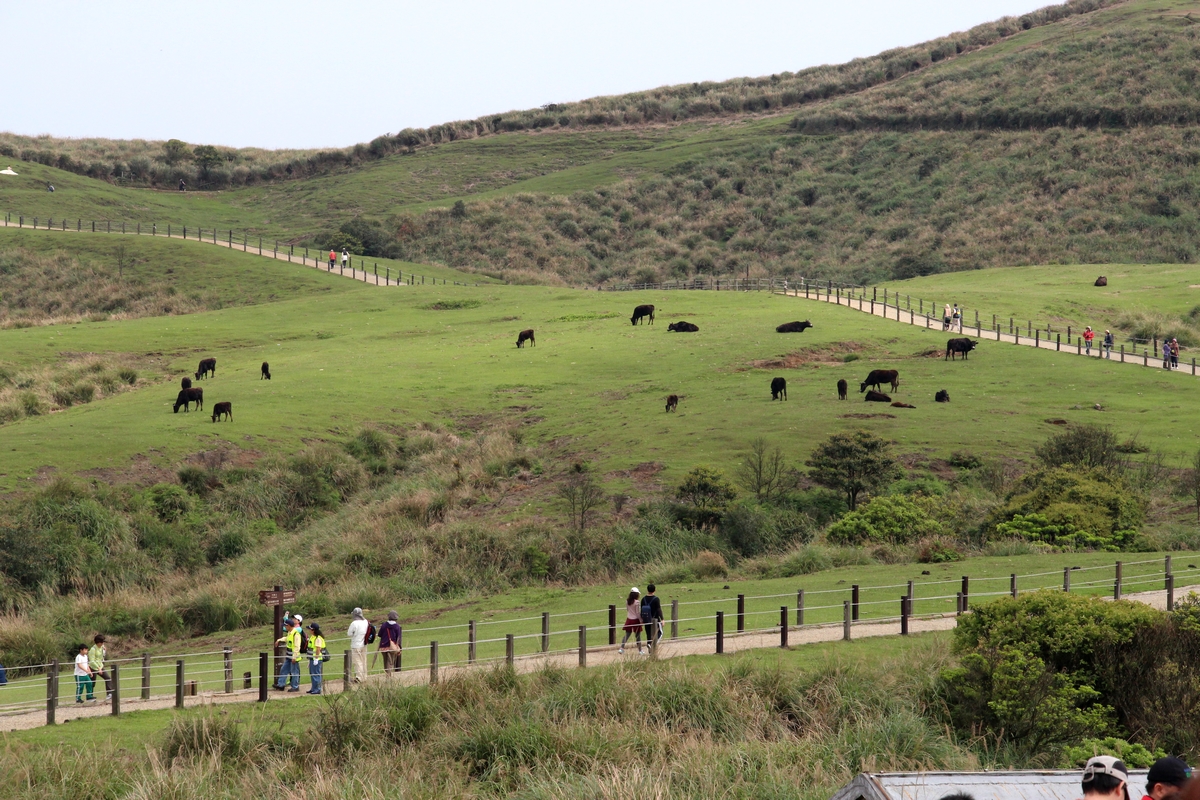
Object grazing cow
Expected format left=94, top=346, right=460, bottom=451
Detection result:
left=261, top=362, right=271, bottom=380
left=195, top=357, right=216, bottom=380
left=211, top=401, right=232, bottom=422
left=935, top=389, right=950, bottom=403
left=891, top=402, right=916, bottom=409
left=667, top=321, right=699, bottom=332
left=859, top=369, right=900, bottom=393
left=945, top=338, right=977, bottom=361
left=516, top=329, right=536, bottom=348
left=181, top=377, right=192, bottom=389
left=631, top=304, right=655, bottom=326
left=864, top=390, right=891, bottom=403
left=665, top=394, right=679, bottom=412
left=837, top=379, right=848, bottom=400
left=776, top=321, right=813, bottom=333
left=1095, top=276, right=1108, bottom=287
left=173, top=387, right=203, bottom=413
left=771, top=377, right=787, bottom=401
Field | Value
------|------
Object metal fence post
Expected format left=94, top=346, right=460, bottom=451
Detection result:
left=579, top=626, right=587, bottom=667
left=111, top=664, right=121, bottom=716
left=175, top=660, right=185, bottom=709
left=843, top=601, right=851, bottom=641
left=430, top=642, right=439, bottom=685
left=142, top=652, right=151, bottom=700
left=716, top=611, right=724, bottom=654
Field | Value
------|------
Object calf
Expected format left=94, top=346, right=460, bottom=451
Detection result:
left=261, top=362, right=271, bottom=380
left=631, top=304, right=655, bottom=326
left=173, top=387, right=203, bottom=413
left=776, top=320, right=813, bottom=333
left=891, top=402, right=916, bottom=409
left=181, top=377, right=192, bottom=390
left=945, top=338, right=977, bottom=361
left=864, top=390, right=891, bottom=403
left=211, top=401, right=233, bottom=422
left=667, top=321, right=699, bottom=332
left=195, top=357, right=216, bottom=380
left=771, top=377, right=787, bottom=401
left=935, top=389, right=950, bottom=403
left=516, top=329, right=536, bottom=348
left=1094, top=276, right=1108, bottom=287
left=837, top=379, right=848, bottom=400
left=860, top=369, right=900, bottom=393
left=665, top=394, right=679, bottom=412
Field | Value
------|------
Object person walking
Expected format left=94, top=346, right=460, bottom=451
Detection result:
left=88, top=635, right=112, bottom=701
left=1140, top=757, right=1191, bottom=800
left=1171, top=338, right=1179, bottom=369
left=952, top=304, right=962, bottom=332
left=306, top=623, right=326, bottom=695
left=641, top=584, right=664, bottom=645
left=340, top=248, right=350, bottom=272
left=619, top=588, right=645, bottom=655
left=1083, top=326, right=1095, bottom=356
left=1103, top=330, right=1114, bottom=359
left=942, top=304, right=951, bottom=332
left=74, top=644, right=94, bottom=703
left=347, top=608, right=369, bottom=684
left=378, top=611, right=402, bottom=677
left=1163, top=339, right=1172, bottom=370
left=328, top=249, right=336, bottom=271
left=178, top=178, right=186, bottom=192
left=275, top=616, right=302, bottom=692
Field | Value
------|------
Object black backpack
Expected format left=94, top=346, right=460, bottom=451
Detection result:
left=299, top=630, right=310, bottom=655
left=640, top=596, right=653, bottom=623
left=365, top=622, right=377, bottom=645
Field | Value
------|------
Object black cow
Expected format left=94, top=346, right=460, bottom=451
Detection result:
left=945, top=338, right=977, bottom=361
left=173, top=387, right=203, bottom=413
left=771, top=377, right=787, bottom=401
left=837, top=379, right=847, bottom=400
left=935, top=389, right=950, bottom=403
left=891, top=402, right=916, bottom=409
left=631, top=304, right=655, bottom=326
left=668, top=321, right=699, bottom=332
left=516, top=329, right=536, bottom=348
left=195, top=358, right=216, bottom=380
left=211, top=401, right=232, bottom=422
left=261, top=362, right=271, bottom=380
left=181, top=377, right=192, bottom=389
left=1095, top=276, right=1108, bottom=287
left=665, top=394, right=679, bottom=412
left=860, top=369, right=900, bottom=393
left=864, top=390, right=891, bottom=403
left=776, top=321, right=813, bottom=333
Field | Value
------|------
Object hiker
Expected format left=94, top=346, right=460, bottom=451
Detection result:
left=178, top=178, right=186, bottom=191
left=641, top=583, right=664, bottom=644
left=1084, top=326, right=1095, bottom=355
left=1141, top=757, right=1191, bottom=800
left=1164, top=339, right=1172, bottom=369
left=378, top=611, right=402, bottom=677
left=347, top=607, right=369, bottom=684
left=942, top=304, right=951, bottom=331
left=341, top=248, right=349, bottom=271
left=1081, top=755, right=1130, bottom=800
left=306, top=623, right=326, bottom=695
left=1171, top=338, right=1180, bottom=369
left=328, top=249, right=336, bottom=270
left=74, top=644, right=94, bottom=703
left=1103, top=330, right=1114, bottom=359
left=275, top=616, right=302, bottom=692
left=619, top=587, right=645, bottom=655
left=89, top=635, right=112, bottom=701
left=46, top=183, right=54, bottom=192
left=952, top=304, right=961, bottom=332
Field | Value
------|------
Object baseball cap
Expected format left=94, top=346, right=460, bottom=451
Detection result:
left=293, top=614, right=303, bottom=624
left=1147, top=757, right=1191, bottom=790
left=1083, top=756, right=1130, bottom=800
left=630, top=586, right=639, bottom=594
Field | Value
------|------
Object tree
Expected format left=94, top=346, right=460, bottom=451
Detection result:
left=557, top=468, right=605, bottom=533
left=113, top=242, right=129, bottom=279
left=1035, top=423, right=1122, bottom=471
left=675, top=466, right=737, bottom=511
left=805, top=430, right=898, bottom=510
left=192, top=145, right=223, bottom=178
left=735, top=438, right=787, bottom=501
left=162, top=139, right=192, bottom=165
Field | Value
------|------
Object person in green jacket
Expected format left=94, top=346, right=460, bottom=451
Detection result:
left=88, top=635, right=111, bottom=701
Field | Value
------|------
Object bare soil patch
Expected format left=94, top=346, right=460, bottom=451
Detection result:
left=741, top=342, right=867, bottom=370
left=840, top=413, right=896, bottom=419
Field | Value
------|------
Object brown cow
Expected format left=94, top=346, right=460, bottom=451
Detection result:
left=173, top=387, right=203, bottom=413
left=211, top=401, right=232, bottom=422
left=195, top=358, right=216, bottom=380
left=631, top=305, right=655, bottom=326
left=1094, top=276, right=1108, bottom=287
left=665, top=394, right=679, bottom=412
left=864, top=390, right=891, bottom=403
left=516, top=329, right=536, bottom=348
left=860, top=369, right=899, bottom=393
left=837, top=379, right=847, bottom=400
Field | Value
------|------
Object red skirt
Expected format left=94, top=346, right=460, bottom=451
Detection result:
left=623, top=618, right=643, bottom=632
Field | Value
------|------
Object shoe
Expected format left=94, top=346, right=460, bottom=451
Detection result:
left=76, top=699, right=83, bottom=704
left=638, top=648, right=645, bottom=655
left=106, top=694, right=112, bottom=701
left=618, top=648, right=624, bottom=654
left=286, top=688, right=300, bottom=693
left=273, top=685, right=285, bottom=691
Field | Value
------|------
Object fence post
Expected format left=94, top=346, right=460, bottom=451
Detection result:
left=1057, top=334, right=1061, bottom=351
left=175, top=660, right=185, bottom=709
left=737, top=594, right=745, bottom=632
left=608, top=605, right=616, bottom=645
left=671, top=600, right=678, bottom=639
left=506, top=635, right=514, bottom=666
left=961, top=576, right=969, bottom=610
left=843, top=601, right=852, bottom=641
left=111, top=664, right=121, bottom=716
left=1010, top=573, right=1018, bottom=598
left=1167, top=573, right=1175, bottom=611
left=541, top=612, right=550, bottom=653
left=797, top=589, right=805, bottom=626
left=716, top=611, right=725, bottom=654
left=956, top=592, right=964, bottom=615
left=343, top=652, right=351, bottom=692
left=851, top=585, right=860, bottom=621
left=780, top=607, right=789, bottom=648
left=429, top=642, right=438, bottom=685
left=579, top=626, right=587, bottom=667
left=901, top=596, right=909, bottom=635
left=142, top=652, right=151, bottom=700
left=1064, top=567, right=1071, bottom=593
left=259, top=653, right=268, bottom=702
left=907, top=580, right=914, bottom=604
left=468, top=620, right=477, bottom=663
left=1115, top=561, right=1122, bottom=600
left=1035, top=330, right=1039, bottom=348
left=224, top=648, right=233, bottom=693
left=1166, top=554, right=1173, bottom=579
left=46, top=660, right=58, bottom=726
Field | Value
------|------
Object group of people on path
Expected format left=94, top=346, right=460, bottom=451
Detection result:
left=72, top=635, right=111, bottom=703
left=327, top=249, right=350, bottom=271
left=274, top=608, right=401, bottom=695
left=620, top=585, right=664, bottom=655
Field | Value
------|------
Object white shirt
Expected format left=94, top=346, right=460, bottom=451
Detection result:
left=74, top=653, right=90, bottom=677
left=347, top=619, right=368, bottom=648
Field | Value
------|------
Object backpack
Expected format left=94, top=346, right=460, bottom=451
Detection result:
left=365, top=622, right=377, bottom=645
left=299, top=630, right=309, bottom=655
left=640, top=596, right=653, bottom=624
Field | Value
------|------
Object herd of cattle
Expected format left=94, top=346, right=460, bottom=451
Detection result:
left=171, top=358, right=271, bottom=422
left=519, top=304, right=976, bottom=413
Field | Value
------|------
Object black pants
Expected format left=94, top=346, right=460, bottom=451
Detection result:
left=644, top=620, right=662, bottom=641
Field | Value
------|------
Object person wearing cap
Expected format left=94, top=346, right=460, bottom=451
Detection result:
left=1103, top=330, right=1114, bottom=359
left=1082, top=755, right=1131, bottom=800
left=88, top=635, right=112, bottom=701
left=347, top=608, right=369, bottom=684
left=1142, top=757, right=1191, bottom=800
left=274, top=616, right=302, bottom=692
left=1171, top=338, right=1180, bottom=370
left=1084, top=326, right=1095, bottom=355
left=378, top=611, right=402, bottom=677
left=619, top=587, right=645, bottom=655
left=306, top=623, right=326, bottom=695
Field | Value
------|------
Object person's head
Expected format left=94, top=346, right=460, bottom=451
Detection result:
left=388, top=611, right=399, bottom=622
left=78, top=644, right=89, bottom=655
left=627, top=587, right=640, bottom=605
left=1146, top=757, right=1191, bottom=800
left=1082, top=756, right=1130, bottom=800
left=93, top=635, right=105, bottom=645
left=308, top=623, right=321, bottom=636
left=937, top=794, right=977, bottom=800
left=1087, top=326, right=1093, bottom=331
left=352, top=607, right=364, bottom=621
left=647, top=583, right=656, bottom=595
left=1105, top=330, right=1111, bottom=334
left=292, top=614, right=303, bottom=628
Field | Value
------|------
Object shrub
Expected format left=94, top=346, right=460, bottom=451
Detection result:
left=675, top=466, right=737, bottom=511
left=917, top=537, right=963, bottom=563
left=117, top=368, right=137, bottom=385
left=206, top=528, right=250, bottom=565
left=826, top=495, right=943, bottom=545
left=147, top=483, right=192, bottom=522
left=719, top=499, right=813, bottom=556
left=1035, top=424, right=1123, bottom=471
left=692, top=550, right=728, bottom=578
left=989, top=466, right=1146, bottom=550
left=806, top=430, right=899, bottom=510
left=161, top=714, right=248, bottom=765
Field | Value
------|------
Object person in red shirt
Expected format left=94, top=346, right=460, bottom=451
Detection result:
left=1141, top=757, right=1190, bottom=800
left=1084, top=326, right=1095, bottom=355
left=328, top=250, right=336, bottom=271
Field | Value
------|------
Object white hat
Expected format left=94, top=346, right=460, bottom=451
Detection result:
left=294, top=614, right=303, bottom=623
left=631, top=586, right=639, bottom=594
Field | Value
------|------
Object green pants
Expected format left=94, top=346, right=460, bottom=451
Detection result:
left=76, top=674, right=95, bottom=701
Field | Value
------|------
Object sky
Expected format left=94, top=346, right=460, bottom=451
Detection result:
left=7, top=0, right=1053, bottom=150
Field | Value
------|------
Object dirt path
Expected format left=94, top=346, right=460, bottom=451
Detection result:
left=4, top=583, right=1191, bottom=732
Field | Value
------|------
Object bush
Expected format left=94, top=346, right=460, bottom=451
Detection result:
left=826, top=495, right=943, bottom=545
left=675, top=466, right=737, bottom=511
left=147, top=483, right=192, bottom=522
left=917, top=537, right=963, bottom=563
left=1036, top=424, right=1123, bottom=471
left=692, top=550, right=728, bottom=578
left=117, top=368, right=137, bottom=385
left=719, top=499, right=813, bottom=556
left=206, top=528, right=250, bottom=565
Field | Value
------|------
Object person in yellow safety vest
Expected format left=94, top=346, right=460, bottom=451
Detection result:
left=274, top=617, right=302, bottom=692
left=306, top=623, right=326, bottom=695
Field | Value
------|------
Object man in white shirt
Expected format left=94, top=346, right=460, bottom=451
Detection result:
left=347, top=608, right=369, bottom=684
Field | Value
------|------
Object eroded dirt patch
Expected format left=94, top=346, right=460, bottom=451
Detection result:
left=741, top=342, right=868, bottom=370
left=840, top=413, right=896, bottom=419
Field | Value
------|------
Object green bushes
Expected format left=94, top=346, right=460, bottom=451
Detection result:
left=989, top=466, right=1146, bottom=550
left=827, top=495, right=943, bottom=545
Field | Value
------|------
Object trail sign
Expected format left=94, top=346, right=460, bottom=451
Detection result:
left=258, top=590, right=295, bottom=606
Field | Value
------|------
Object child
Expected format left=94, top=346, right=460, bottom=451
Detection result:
left=619, top=587, right=645, bottom=655
left=74, top=644, right=94, bottom=703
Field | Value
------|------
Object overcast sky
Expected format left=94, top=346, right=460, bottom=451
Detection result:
left=8, top=0, right=1052, bottom=150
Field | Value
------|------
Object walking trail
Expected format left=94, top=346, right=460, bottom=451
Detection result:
left=4, top=583, right=1191, bottom=732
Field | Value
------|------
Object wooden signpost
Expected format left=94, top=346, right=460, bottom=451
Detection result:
left=259, top=586, right=296, bottom=679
